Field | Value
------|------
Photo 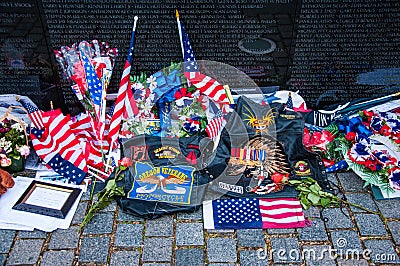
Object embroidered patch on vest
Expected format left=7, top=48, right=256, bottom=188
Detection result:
left=242, top=105, right=276, bottom=134
left=218, top=182, right=244, bottom=194
left=154, top=146, right=181, bottom=159
left=128, top=162, right=195, bottom=204
left=130, top=146, right=149, bottom=161
left=294, top=160, right=311, bottom=177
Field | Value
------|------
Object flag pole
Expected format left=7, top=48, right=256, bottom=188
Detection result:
left=176, top=10, right=185, bottom=60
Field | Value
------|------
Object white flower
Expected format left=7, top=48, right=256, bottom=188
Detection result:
left=17, top=145, right=30, bottom=156
left=146, top=75, right=157, bottom=91
left=133, top=82, right=144, bottom=91
left=11, top=123, right=24, bottom=131
left=0, top=137, right=12, bottom=153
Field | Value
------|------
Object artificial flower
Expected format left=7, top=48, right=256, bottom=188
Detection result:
left=146, top=75, right=157, bottom=91
left=345, top=132, right=357, bottom=141
left=379, top=124, right=391, bottom=136
left=17, top=145, right=30, bottom=157
left=0, top=155, right=11, bottom=167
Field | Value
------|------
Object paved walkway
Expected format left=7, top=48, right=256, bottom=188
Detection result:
left=1, top=172, right=400, bottom=265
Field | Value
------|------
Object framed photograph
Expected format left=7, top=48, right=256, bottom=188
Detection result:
left=12, top=180, right=82, bottom=219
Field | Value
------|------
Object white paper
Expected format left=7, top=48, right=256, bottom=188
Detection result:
left=0, top=176, right=84, bottom=232
left=24, top=186, right=71, bottom=210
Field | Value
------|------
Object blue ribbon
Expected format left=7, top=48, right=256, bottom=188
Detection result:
left=337, top=116, right=372, bottom=138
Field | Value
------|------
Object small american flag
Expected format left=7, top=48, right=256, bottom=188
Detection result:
left=108, top=17, right=139, bottom=151
left=176, top=12, right=229, bottom=105
left=205, top=111, right=225, bottom=139
left=18, top=99, right=44, bottom=129
left=203, top=198, right=306, bottom=229
left=80, top=52, right=103, bottom=109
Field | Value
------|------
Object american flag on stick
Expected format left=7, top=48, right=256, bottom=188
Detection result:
left=108, top=16, right=139, bottom=151
left=17, top=98, right=44, bottom=129
left=176, top=10, right=230, bottom=105
left=205, top=110, right=225, bottom=140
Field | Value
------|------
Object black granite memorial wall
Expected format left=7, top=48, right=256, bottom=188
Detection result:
left=1, top=0, right=399, bottom=112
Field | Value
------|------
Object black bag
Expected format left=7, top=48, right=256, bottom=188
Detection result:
left=113, top=135, right=213, bottom=219
left=207, top=96, right=331, bottom=198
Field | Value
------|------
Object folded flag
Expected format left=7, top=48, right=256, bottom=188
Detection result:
left=203, top=197, right=306, bottom=229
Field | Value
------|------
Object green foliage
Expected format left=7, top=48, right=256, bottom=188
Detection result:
left=289, top=178, right=339, bottom=210
left=79, top=166, right=126, bottom=231
left=289, top=177, right=378, bottom=214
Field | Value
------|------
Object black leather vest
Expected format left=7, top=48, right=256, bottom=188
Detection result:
left=207, top=96, right=330, bottom=198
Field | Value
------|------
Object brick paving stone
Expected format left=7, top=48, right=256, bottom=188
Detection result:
left=298, top=219, right=328, bottom=241
left=48, top=226, right=79, bottom=249
left=143, top=263, right=172, bottom=266
left=80, top=184, right=93, bottom=201
left=207, top=238, right=237, bottom=263
left=71, top=201, right=88, bottom=225
left=337, top=172, right=368, bottom=192
left=18, top=229, right=47, bottom=239
left=344, top=193, right=378, bottom=212
left=336, top=258, right=369, bottom=266
left=110, top=251, right=140, bottom=266
left=177, top=207, right=203, bottom=220
left=387, top=221, right=400, bottom=245
left=142, top=237, right=172, bottom=262
left=176, top=222, right=203, bottom=246
left=239, top=250, right=268, bottom=266
left=114, top=223, right=143, bottom=247
left=99, top=200, right=117, bottom=212
left=0, top=229, right=16, bottom=253
left=375, top=199, right=400, bottom=218
left=270, top=237, right=302, bottom=263
left=175, top=248, right=204, bottom=266
left=41, top=250, right=74, bottom=266
left=78, top=236, right=110, bottom=263
left=145, top=215, right=174, bottom=237
left=117, top=210, right=144, bottom=222
left=302, top=244, right=335, bottom=266
left=354, top=213, right=387, bottom=236
left=7, top=239, right=44, bottom=265
left=267, top=228, right=295, bottom=234
left=83, top=211, right=114, bottom=234
left=364, top=239, right=400, bottom=264
left=207, top=264, right=236, bottom=266
left=237, top=229, right=265, bottom=247
left=207, top=229, right=235, bottom=234
left=0, top=254, right=5, bottom=265
left=303, top=206, right=321, bottom=218
left=330, top=230, right=363, bottom=253
left=321, top=208, right=354, bottom=229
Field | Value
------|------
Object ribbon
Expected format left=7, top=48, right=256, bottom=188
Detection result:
left=338, top=116, right=372, bottom=139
